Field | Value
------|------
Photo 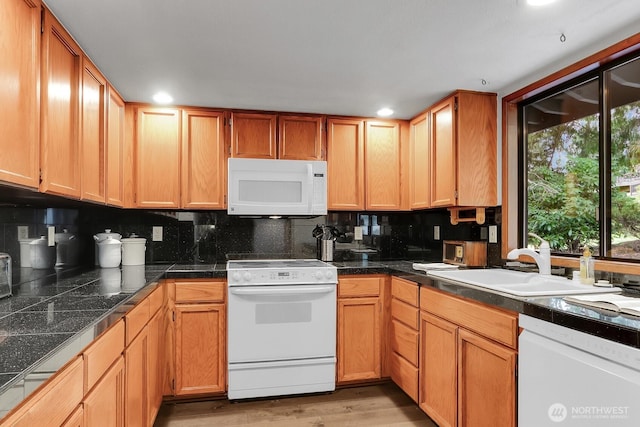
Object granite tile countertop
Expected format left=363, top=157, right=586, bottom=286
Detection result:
left=1, top=259, right=640, bottom=416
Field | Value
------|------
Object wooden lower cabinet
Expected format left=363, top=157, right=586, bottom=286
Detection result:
left=61, top=404, right=83, bottom=427
left=83, top=356, right=125, bottom=427
left=389, top=277, right=420, bottom=402
left=173, top=279, right=226, bottom=396
left=147, top=308, right=164, bottom=421
left=125, top=327, right=148, bottom=427
left=336, top=275, right=385, bottom=384
left=419, top=287, right=517, bottom=427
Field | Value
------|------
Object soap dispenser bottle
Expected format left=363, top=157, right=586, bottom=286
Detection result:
left=579, top=247, right=595, bottom=285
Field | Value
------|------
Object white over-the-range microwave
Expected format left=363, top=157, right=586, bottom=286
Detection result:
left=227, top=158, right=328, bottom=216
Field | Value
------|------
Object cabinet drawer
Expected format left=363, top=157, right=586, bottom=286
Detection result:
left=338, top=276, right=382, bottom=298
left=148, top=283, right=164, bottom=315
left=84, top=319, right=125, bottom=392
left=390, top=352, right=418, bottom=403
left=391, top=298, right=419, bottom=330
left=125, top=297, right=150, bottom=345
left=390, top=319, right=419, bottom=366
left=391, top=277, right=419, bottom=306
left=2, top=356, right=83, bottom=427
left=420, top=287, right=518, bottom=349
left=175, top=279, right=225, bottom=303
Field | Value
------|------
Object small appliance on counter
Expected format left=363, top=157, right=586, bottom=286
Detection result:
left=313, top=225, right=339, bottom=262
left=54, top=229, right=79, bottom=267
left=0, top=253, right=12, bottom=299
left=121, top=235, right=146, bottom=266
left=442, top=240, right=487, bottom=267
left=93, top=229, right=122, bottom=265
left=29, top=236, right=56, bottom=269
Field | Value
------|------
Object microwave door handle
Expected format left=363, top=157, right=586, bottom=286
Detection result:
left=307, top=163, right=313, bottom=212
left=229, top=285, right=335, bottom=296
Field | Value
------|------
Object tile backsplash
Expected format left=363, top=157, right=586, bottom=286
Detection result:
left=0, top=204, right=502, bottom=268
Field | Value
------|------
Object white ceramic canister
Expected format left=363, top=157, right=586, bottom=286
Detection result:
left=54, top=229, right=79, bottom=267
left=93, top=229, right=122, bottom=265
left=97, top=236, right=122, bottom=268
left=19, top=238, right=36, bottom=268
left=121, top=236, right=146, bottom=266
left=29, top=236, right=56, bottom=269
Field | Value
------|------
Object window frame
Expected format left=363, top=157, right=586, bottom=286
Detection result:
left=502, top=33, right=640, bottom=274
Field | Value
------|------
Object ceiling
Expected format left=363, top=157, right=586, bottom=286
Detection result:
left=43, top=0, right=640, bottom=119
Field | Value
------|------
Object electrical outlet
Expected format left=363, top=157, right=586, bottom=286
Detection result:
left=354, top=226, right=363, bottom=241
left=433, top=225, right=440, bottom=241
left=489, top=225, right=498, bottom=244
left=152, top=226, right=163, bottom=242
left=47, top=226, right=55, bottom=246
left=17, top=226, right=29, bottom=240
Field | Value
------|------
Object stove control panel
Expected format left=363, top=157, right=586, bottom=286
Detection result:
left=228, top=267, right=337, bottom=286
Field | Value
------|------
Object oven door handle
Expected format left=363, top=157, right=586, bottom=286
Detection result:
left=229, top=285, right=335, bottom=296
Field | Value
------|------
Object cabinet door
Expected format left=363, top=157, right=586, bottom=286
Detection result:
left=327, top=118, right=365, bottom=210
left=124, top=327, right=148, bottom=427
left=457, top=329, right=516, bottom=427
left=147, top=309, right=164, bottom=422
left=135, top=107, right=181, bottom=208
left=278, top=115, right=325, bottom=160
left=230, top=112, right=277, bottom=159
left=430, top=97, right=456, bottom=207
left=80, top=58, right=107, bottom=203
left=410, top=112, right=430, bottom=209
left=83, top=356, right=125, bottom=427
left=106, top=88, right=125, bottom=207
left=61, top=405, right=83, bottom=427
left=0, top=0, right=40, bottom=188
left=337, top=297, right=381, bottom=383
left=175, top=303, right=226, bottom=395
left=181, top=109, right=227, bottom=209
left=40, top=8, right=82, bottom=198
left=420, top=311, right=457, bottom=427
left=456, top=92, right=497, bottom=207
left=365, top=121, right=402, bottom=210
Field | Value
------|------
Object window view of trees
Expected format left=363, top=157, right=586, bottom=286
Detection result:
left=523, top=56, right=640, bottom=261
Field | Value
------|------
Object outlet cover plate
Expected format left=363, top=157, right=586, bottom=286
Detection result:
left=152, top=226, right=163, bottom=242
left=434, top=225, right=440, bottom=241
left=489, top=225, right=498, bottom=243
left=354, top=226, right=363, bottom=241
left=17, top=226, right=29, bottom=240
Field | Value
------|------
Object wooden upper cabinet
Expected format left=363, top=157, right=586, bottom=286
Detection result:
left=0, top=0, right=41, bottom=188
left=80, top=58, right=107, bottom=203
left=230, top=112, right=277, bottom=159
left=327, top=118, right=365, bottom=210
left=365, top=120, right=407, bottom=210
left=410, top=112, right=430, bottom=209
left=134, top=107, right=181, bottom=208
left=40, top=8, right=82, bottom=198
left=106, top=87, right=125, bottom=207
left=278, top=115, right=324, bottom=160
left=430, top=97, right=456, bottom=207
left=430, top=91, right=497, bottom=208
left=181, top=109, right=227, bottom=209
left=230, top=112, right=325, bottom=160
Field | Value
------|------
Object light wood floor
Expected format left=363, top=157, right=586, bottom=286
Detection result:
left=154, top=383, right=438, bottom=426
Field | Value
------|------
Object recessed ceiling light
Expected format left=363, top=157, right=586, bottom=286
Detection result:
left=526, top=0, right=556, bottom=6
left=152, top=91, right=173, bottom=104
left=377, top=107, right=394, bottom=117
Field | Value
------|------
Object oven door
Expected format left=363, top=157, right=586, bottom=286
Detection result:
left=228, top=283, right=336, bottom=363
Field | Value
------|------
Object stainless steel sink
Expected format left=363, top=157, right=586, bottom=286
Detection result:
left=426, top=269, right=621, bottom=297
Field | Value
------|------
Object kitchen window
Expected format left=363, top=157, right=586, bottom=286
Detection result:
left=520, top=53, right=640, bottom=261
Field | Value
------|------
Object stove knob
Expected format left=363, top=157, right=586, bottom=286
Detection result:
left=315, top=271, right=323, bottom=280
left=325, top=270, right=334, bottom=280
left=232, top=272, right=242, bottom=282
left=243, top=272, right=252, bottom=282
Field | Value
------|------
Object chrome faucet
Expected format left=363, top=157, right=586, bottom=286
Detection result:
left=507, top=233, right=551, bottom=276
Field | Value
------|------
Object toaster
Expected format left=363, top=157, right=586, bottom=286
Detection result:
left=0, top=253, right=12, bottom=299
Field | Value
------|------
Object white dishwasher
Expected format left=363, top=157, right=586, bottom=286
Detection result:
left=519, top=314, right=640, bottom=426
